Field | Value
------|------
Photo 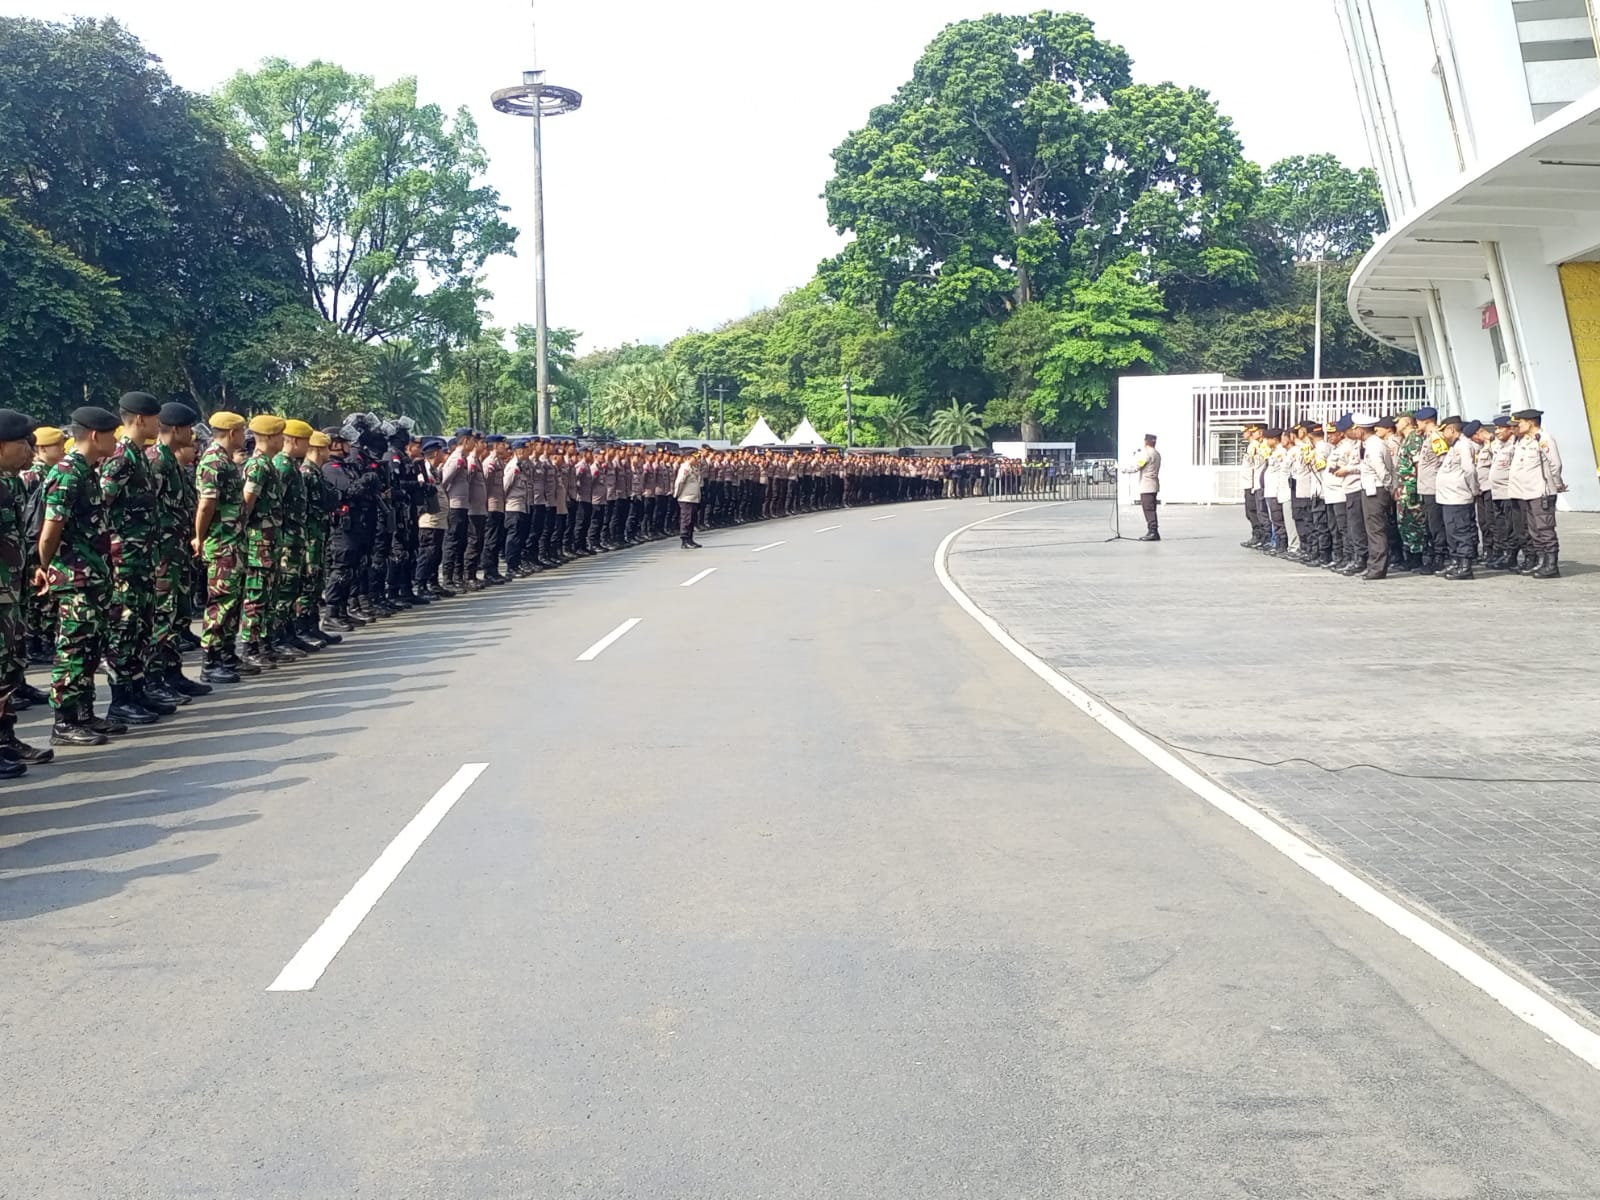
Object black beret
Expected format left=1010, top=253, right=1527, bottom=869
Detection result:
left=70, top=405, right=120, bottom=433
left=118, top=391, right=160, bottom=417
left=159, top=402, right=198, bottom=427
left=0, top=408, right=37, bottom=441
left=1512, top=409, right=1544, bottom=422
left=1375, top=416, right=1397, bottom=430
left=1439, top=415, right=1463, bottom=429
left=1462, top=420, right=1483, bottom=438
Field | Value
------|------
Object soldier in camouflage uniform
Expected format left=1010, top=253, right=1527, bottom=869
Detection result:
left=146, top=402, right=210, bottom=701
left=273, top=420, right=319, bottom=658
left=98, top=392, right=169, bottom=725
left=194, top=412, right=249, bottom=685
left=0, top=410, right=52, bottom=773
left=37, top=406, right=124, bottom=747
left=300, top=431, right=340, bottom=647
left=1394, top=413, right=1426, bottom=570
left=20, top=425, right=65, bottom=669
left=240, top=414, right=285, bottom=670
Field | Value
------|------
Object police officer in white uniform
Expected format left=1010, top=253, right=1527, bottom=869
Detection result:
left=1122, top=434, right=1162, bottom=542
left=1507, top=408, right=1566, bottom=578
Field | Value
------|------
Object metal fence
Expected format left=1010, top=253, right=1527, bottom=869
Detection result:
left=985, top=462, right=1118, bottom=502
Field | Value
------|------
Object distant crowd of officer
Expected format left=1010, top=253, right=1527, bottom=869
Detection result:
left=1239, top=406, right=1567, bottom=580
left=0, top=401, right=969, bottom=774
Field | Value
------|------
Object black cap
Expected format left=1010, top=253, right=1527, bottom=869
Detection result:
left=0, top=409, right=37, bottom=442
left=1375, top=416, right=1397, bottom=430
left=70, top=405, right=120, bottom=433
left=1512, top=409, right=1544, bottom=422
left=118, top=391, right=160, bottom=417
left=1439, top=414, right=1463, bottom=429
left=1262, top=427, right=1282, bottom=439
left=159, top=402, right=198, bottom=427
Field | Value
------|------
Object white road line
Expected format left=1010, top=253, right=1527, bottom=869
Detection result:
left=929, top=507, right=949, bottom=512
left=267, top=763, right=489, bottom=993
left=935, top=509, right=1600, bottom=1073
left=752, top=541, right=786, bottom=553
left=871, top=514, right=898, bottom=521
left=680, top=568, right=717, bottom=588
left=814, top=525, right=842, bottom=534
left=577, top=617, right=642, bottom=661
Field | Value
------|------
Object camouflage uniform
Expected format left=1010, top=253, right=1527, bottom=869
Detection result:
left=176, top=456, right=201, bottom=629
left=42, top=451, right=112, bottom=713
left=146, top=441, right=189, bottom=675
left=99, top=435, right=159, bottom=687
left=0, top=474, right=27, bottom=722
left=19, top=459, right=57, bottom=658
left=240, top=451, right=280, bottom=648
left=272, top=449, right=306, bottom=640
left=197, top=442, right=245, bottom=653
left=300, top=457, right=331, bottom=622
left=1396, top=430, right=1426, bottom=556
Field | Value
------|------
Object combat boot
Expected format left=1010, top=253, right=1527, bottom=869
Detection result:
left=107, top=682, right=160, bottom=726
left=283, top=624, right=320, bottom=654
left=224, top=646, right=260, bottom=676
left=26, top=634, right=51, bottom=665
left=138, top=677, right=185, bottom=712
left=166, top=665, right=213, bottom=697
left=14, top=679, right=48, bottom=707
left=302, top=615, right=337, bottom=647
left=177, top=626, right=202, bottom=652
left=80, top=699, right=128, bottom=736
left=1532, top=552, right=1561, bottom=579
left=322, top=605, right=355, bottom=632
left=200, top=650, right=240, bottom=685
left=0, top=755, right=29, bottom=777
left=51, top=715, right=105, bottom=747
left=0, top=720, right=54, bottom=764
left=239, top=643, right=274, bottom=672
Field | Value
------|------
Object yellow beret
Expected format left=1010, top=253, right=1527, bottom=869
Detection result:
left=282, top=419, right=314, bottom=439
left=248, top=414, right=286, bottom=436
left=209, top=411, right=245, bottom=431
left=33, top=426, right=64, bottom=447
left=308, top=431, right=331, bottom=448
left=64, top=437, right=75, bottom=453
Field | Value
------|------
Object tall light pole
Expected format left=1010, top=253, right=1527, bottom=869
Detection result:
left=492, top=65, right=582, bottom=435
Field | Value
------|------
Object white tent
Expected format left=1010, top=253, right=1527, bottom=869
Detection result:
left=786, top=417, right=826, bottom=446
left=740, top=417, right=782, bottom=447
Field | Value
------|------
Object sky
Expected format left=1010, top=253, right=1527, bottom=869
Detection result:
left=11, top=0, right=1371, bottom=352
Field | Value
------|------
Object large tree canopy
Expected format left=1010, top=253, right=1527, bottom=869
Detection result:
left=0, top=16, right=305, bottom=414
left=218, top=59, right=517, bottom=347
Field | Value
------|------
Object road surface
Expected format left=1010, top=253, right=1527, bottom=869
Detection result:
left=3, top=499, right=1598, bottom=1198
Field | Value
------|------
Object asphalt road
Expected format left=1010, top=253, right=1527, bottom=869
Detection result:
left=3, top=498, right=1599, bottom=1199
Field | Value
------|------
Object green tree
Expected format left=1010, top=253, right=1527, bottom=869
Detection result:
left=928, top=399, right=987, bottom=448
left=0, top=17, right=306, bottom=407
left=1257, top=154, right=1387, bottom=262
left=1037, top=264, right=1167, bottom=428
left=872, top=395, right=926, bottom=447
left=224, top=304, right=374, bottom=424
left=371, top=342, right=445, bottom=432
left=218, top=59, right=517, bottom=345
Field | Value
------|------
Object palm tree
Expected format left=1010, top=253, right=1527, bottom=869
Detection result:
left=878, top=395, right=926, bottom=447
left=928, top=399, right=986, bottom=448
left=372, top=342, right=445, bottom=433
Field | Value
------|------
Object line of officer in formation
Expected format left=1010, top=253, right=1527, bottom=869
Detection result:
left=0, top=402, right=958, bottom=774
left=1239, top=405, right=1567, bottom=581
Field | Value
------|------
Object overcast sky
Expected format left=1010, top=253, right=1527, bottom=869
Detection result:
left=12, top=0, right=1369, bottom=351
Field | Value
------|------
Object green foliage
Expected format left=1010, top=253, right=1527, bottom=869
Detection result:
left=1257, top=154, right=1387, bottom=262
left=928, top=399, right=987, bottom=448
left=0, top=16, right=305, bottom=416
left=1038, top=264, right=1167, bottom=420
left=371, top=342, right=445, bottom=433
left=224, top=305, right=374, bottom=425
left=218, top=59, right=517, bottom=347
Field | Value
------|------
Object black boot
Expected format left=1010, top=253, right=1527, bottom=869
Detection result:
left=228, top=645, right=261, bottom=676
left=51, top=711, right=106, bottom=746
left=239, top=643, right=274, bottom=672
left=80, top=699, right=128, bottom=736
left=1532, top=551, right=1561, bottom=579
left=107, top=682, right=160, bottom=726
left=26, top=635, right=52, bottom=665
left=177, top=626, right=202, bottom=652
left=200, top=650, right=241, bottom=685
left=166, top=664, right=213, bottom=697
left=0, top=755, right=26, bottom=777
left=0, top=720, right=54, bottom=764
left=139, top=677, right=185, bottom=712
left=284, top=624, right=320, bottom=654
left=306, top=614, right=340, bottom=646
left=322, top=606, right=355, bottom=633
left=14, top=680, right=48, bottom=707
